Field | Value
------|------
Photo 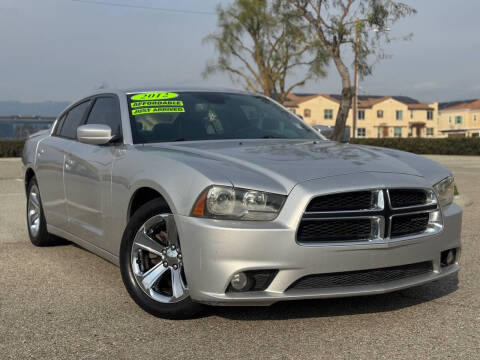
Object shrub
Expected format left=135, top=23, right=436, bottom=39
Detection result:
left=1, top=138, right=479, bottom=157
left=350, top=138, right=480, bottom=156
left=0, top=139, right=25, bottom=157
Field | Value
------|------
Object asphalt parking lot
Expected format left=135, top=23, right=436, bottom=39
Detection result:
left=0, top=156, right=479, bottom=359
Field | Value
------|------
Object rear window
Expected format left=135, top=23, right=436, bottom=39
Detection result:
left=127, top=91, right=318, bottom=144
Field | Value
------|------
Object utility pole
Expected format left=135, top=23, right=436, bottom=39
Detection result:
left=352, top=17, right=360, bottom=139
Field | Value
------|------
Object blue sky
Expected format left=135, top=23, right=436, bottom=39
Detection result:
left=1, top=0, right=479, bottom=103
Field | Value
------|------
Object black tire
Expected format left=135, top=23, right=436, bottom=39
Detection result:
left=26, top=177, right=66, bottom=247
left=120, top=198, right=204, bottom=319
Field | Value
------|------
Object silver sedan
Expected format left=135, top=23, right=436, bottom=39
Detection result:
left=22, top=88, right=462, bottom=318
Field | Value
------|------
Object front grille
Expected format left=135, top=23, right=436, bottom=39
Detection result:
left=391, top=213, right=430, bottom=237
left=306, top=191, right=374, bottom=212
left=389, top=189, right=427, bottom=208
left=298, top=219, right=372, bottom=243
left=287, top=261, right=433, bottom=290
left=299, top=188, right=438, bottom=244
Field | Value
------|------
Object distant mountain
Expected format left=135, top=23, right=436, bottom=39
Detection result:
left=0, top=101, right=71, bottom=117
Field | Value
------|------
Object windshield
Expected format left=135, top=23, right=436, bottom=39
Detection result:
left=127, top=91, right=320, bottom=144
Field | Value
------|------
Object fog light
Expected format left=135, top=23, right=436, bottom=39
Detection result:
left=230, top=272, right=249, bottom=291
left=441, top=249, right=456, bottom=267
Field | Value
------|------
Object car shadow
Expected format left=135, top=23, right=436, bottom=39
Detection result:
left=61, top=243, right=460, bottom=321
left=209, top=274, right=459, bottom=321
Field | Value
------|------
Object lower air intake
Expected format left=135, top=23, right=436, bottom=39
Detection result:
left=287, top=261, right=433, bottom=291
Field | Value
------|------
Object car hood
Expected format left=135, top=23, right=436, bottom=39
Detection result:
left=140, top=139, right=450, bottom=194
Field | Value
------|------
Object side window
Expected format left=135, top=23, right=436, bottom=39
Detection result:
left=86, top=97, right=122, bottom=136
left=59, top=101, right=91, bottom=139
left=53, top=113, right=67, bottom=136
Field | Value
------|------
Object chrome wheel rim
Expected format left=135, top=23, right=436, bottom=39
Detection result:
left=27, top=184, right=41, bottom=237
left=131, top=214, right=188, bottom=303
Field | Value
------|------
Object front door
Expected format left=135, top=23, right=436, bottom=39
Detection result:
left=382, top=127, right=389, bottom=137
left=63, top=96, right=122, bottom=249
left=35, top=132, right=71, bottom=229
left=35, top=100, right=91, bottom=230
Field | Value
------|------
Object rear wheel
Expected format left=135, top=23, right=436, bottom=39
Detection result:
left=120, top=199, right=203, bottom=319
left=26, top=177, right=65, bottom=246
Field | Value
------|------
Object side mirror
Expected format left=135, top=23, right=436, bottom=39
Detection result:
left=77, top=124, right=114, bottom=145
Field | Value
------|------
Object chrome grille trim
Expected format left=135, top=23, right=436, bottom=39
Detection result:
left=386, top=189, right=437, bottom=210
left=305, top=190, right=385, bottom=215
left=297, top=188, right=442, bottom=246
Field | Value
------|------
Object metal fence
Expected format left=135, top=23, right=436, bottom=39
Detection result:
left=0, top=117, right=56, bottom=139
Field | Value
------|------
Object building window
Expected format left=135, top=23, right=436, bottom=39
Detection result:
left=410, top=110, right=414, bottom=119
left=324, top=109, right=333, bottom=119
left=377, top=110, right=383, bottom=118
left=426, top=128, right=434, bottom=136
left=394, top=127, right=402, bottom=138
left=357, top=128, right=366, bottom=137
left=448, top=116, right=452, bottom=123
left=304, top=109, right=311, bottom=118
left=427, top=110, right=433, bottom=120
left=455, top=115, right=463, bottom=124
left=396, top=110, right=403, bottom=120
left=358, top=110, right=365, bottom=120
left=474, top=114, right=477, bottom=122
left=472, top=132, right=479, bottom=137
left=377, top=128, right=381, bottom=138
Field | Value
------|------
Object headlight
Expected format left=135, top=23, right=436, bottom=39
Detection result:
left=434, top=176, right=455, bottom=207
left=191, top=186, right=286, bottom=220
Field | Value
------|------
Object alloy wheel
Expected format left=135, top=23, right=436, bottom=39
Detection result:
left=130, top=214, right=188, bottom=303
left=27, top=184, right=41, bottom=237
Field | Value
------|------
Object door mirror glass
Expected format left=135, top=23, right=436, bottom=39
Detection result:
left=77, top=124, right=113, bottom=145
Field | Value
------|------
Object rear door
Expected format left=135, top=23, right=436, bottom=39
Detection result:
left=63, top=95, right=122, bottom=248
left=35, top=101, right=91, bottom=230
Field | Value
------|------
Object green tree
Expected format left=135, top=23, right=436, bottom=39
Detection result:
left=288, top=0, right=416, bottom=140
left=204, top=0, right=328, bottom=104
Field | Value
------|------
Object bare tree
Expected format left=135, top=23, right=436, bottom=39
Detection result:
left=204, top=0, right=328, bottom=104
left=288, top=0, right=416, bottom=140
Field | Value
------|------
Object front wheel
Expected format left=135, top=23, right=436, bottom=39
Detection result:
left=120, top=199, right=203, bottom=319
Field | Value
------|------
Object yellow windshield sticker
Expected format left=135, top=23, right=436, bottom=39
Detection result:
left=131, top=92, right=179, bottom=100
left=130, top=100, right=184, bottom=108
left=132, top=107, right=185, bottom=116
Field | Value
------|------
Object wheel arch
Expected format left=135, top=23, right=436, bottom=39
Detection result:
left=24, top=167, right=36, bottom=191
left=127, top=185, right=173, bottom=221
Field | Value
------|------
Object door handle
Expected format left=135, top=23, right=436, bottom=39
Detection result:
left=65, top=158, right=74, bottom=170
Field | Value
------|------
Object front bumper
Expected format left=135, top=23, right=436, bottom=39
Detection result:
left=176, top=174, right=462, bottom=306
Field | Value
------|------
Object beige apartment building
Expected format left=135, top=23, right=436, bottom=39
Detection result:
left=284, top=93, right=438, bottom=138
left=437, top=99, right=480, bottom=138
